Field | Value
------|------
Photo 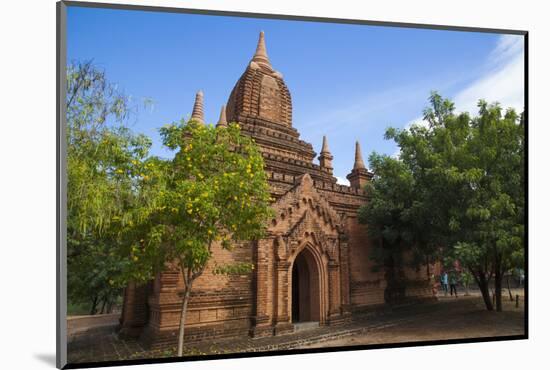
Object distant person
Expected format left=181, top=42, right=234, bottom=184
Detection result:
left=440, top=271, right=448, bottom=296
left=449, top=271, right=458, bottom=297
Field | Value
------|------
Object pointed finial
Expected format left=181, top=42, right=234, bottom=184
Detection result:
left=353, top=141, right=366, bottom=170
left=319, top=135, right=333, bottom=173
left=216, top=105, right=227, bottom=127
left=251, top=31, right=272, bottom=68
left=321, top=135, right=330, bottom=154
left=190, top=90, right=204, bottom=124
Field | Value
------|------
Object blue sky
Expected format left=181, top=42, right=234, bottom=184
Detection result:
left=67, top=6, right=524, bottom=184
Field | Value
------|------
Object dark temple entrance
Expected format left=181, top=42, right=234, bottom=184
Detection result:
left=291, top=247, right=320, bottom=324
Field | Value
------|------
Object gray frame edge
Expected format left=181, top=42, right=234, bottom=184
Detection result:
left=56, top=1, right=68, bottom=368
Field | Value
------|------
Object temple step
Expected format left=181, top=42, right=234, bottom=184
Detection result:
left=293, top=321, right=319, bottom=332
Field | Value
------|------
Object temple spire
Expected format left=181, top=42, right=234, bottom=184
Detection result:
left=251, top=31, right=272, bottom=68
left=319, top=135, right=333, bottom=175
left=347, top=140, right=372, bottom=189
left=190, top=90, right=204, bottom=124
left=320, top=135, right=330, bottom=154
left=216, top=105, right=227, bottom=127
left=353, top=141, right=366, bottom=170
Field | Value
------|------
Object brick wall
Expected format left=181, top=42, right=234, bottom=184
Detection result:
left=140, top=241, right=255, bottom=347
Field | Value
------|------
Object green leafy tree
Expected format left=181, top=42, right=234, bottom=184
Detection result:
left=461, top=270, right=474, bottom=296
left=445, top=102, right=524, bottom=311
left=67, top=61, right=153, bottom=314
left=360, top=92, right=524, bottom=311
left=357, top=121, right=451, bottom=302
left=124, top=120, right=273, bottom=356
left=358, top=154, right=438, bottom=302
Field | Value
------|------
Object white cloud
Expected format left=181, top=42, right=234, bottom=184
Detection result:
left=488, top=34, right=524, bottom=67
left=395, top=35, right=524, bottom=159
left=404, top=34, right=524, bottom=129
left=404, top=115, right=426, bottom=130
left=305, top=35, right=524, bottom=137
left=454, top=35, right=524, bottom=115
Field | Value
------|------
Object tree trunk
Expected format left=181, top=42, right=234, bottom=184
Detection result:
left=495, top=269, right=503, bottom=312
left=177, top=282, right=193, bottom=357
left=99, top=297, right=107, bottom=314
left=507, top=274, right=513, bottom=301
left=89, top=295, right=99, bottom=315
left=106, top=298, right=114, bottom=314
left=477, top=273, right=493, bottom=311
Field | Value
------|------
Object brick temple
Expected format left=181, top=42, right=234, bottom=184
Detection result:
left=119, top=31, right=431, bottom=348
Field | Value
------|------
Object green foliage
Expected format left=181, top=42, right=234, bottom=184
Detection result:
left=439, top=100, right=525, bottom=277
left=67, top=61, right=153, bottom=236
left=359, top=92, right=525, bottom=309
left=122, top=120, right=273, bottom=286
left=66, top=61, right=273, bottom=335
left=123, top=119, right=274, bottom=356
left=461, top=269, right=474, bottom=287
left=212, top=262, right=255, bottom=275
left=358, top=152, right=442, bottom=275
left=67, top=61, right=153, bottom=313
left=67, top=301, right=92, bottom=316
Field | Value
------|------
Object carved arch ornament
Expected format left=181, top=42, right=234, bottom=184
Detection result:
left=269, top=173, right=342, bottom=259
left=252, top=174, right=347, bottom=333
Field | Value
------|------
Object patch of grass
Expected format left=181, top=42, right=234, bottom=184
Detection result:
left=67, top=301, right=91, bottom=316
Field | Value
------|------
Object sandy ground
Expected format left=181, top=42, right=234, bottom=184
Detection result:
left=67, top=291, right=525, bottom=363
left=301, top=294, right=525, bottom=348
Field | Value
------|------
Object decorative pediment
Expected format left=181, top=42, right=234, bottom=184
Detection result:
left=270, top=174, right=341, bottom=261
left=270, top=174, right=340, bottom=231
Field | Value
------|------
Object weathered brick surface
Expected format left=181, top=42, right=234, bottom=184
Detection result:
left=119, top=31, right=433, bottom=348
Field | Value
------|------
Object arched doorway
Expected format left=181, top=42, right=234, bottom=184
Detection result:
left=291, top=247, right=320, bottom=323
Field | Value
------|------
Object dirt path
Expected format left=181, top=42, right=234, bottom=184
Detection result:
left=302, top=295, right=525, bottom=349
left=67, top=293, right=525, bottom=364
